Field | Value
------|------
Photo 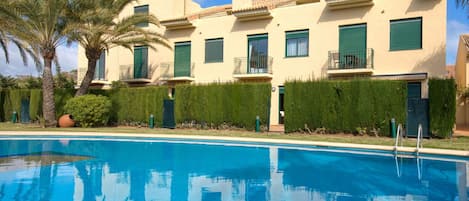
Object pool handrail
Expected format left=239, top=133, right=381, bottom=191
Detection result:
left=416, top=123, right=423, bottom=155
left=394, top=124, right=403, bottom=152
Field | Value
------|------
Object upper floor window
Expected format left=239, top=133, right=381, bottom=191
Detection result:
left=390, top=17, right=422, bottom=51
left=205, top=38, right=224, bottom=63
left=94, top=51, right=105, bottom=80
left=286, top=30, right=309, bottom=57
left=134, top=5, right=149, bottom=27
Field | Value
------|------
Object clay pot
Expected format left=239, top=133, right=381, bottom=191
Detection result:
left=58, top=114, right=75, bottom=128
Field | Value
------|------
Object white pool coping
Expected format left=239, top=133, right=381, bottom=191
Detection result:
left=0, top=131, right=468, bottom=157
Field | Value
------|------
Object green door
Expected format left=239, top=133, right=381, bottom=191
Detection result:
left=339, top=24, right=366, bottom=69
left=174, top=42, right=191, bottom=77
left=406, top=82, right=429, bottom=137
left=279, top=86, right=284, bottom=124
left=134, top=46, right=148, bottom=79
left=20, top=99, right=30, bottom=123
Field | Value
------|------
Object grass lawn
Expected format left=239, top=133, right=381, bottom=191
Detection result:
left=0, top=123, right=468, bottom=151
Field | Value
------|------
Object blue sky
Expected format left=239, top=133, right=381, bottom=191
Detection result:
left=0, top=0, right=468, bottom=76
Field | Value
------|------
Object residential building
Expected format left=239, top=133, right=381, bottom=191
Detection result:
left=455, top=34, right=469, bottom=129
left=77, top=0, right=447, bottom=130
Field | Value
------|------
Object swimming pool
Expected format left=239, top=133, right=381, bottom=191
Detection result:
left=0, top=136, right=467, bottom=201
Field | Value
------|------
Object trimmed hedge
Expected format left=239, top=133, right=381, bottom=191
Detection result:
left=429, top=79, right=456, bottom=138
left=108, top=87, right=168, bottom=125
left=285, top=79, right=407, bottom=136
left=174, top=82, right=271, bottom=130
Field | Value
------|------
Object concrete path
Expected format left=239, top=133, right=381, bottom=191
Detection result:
left=0, top=131, right=467, bottom=157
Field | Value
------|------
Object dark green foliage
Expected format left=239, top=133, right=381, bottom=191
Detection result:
left=174, top=82, right=271, bottom=130
left=285, top=79, right=407, bottom=136
left=54, top=89, right=76, bottom=117
left=64, top=95, right=112, bottom=127
left=110, top=87, right=168, bottom=126
left=29, top=89, right=42, bottom=121
left=429, top=79, right=456, bottom=138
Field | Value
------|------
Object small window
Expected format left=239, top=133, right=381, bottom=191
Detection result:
left=94, top=52, right=105, bottom=80
left=390, top=17, right=422, bottom=51
left=285, top=30, right=309, bottom=57
left=134, top=5, right=149, bottom=27
left=205, top=38, right=223, bottom=63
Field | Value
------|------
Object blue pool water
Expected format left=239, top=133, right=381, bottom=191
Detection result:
left=0, top=137, right=467, bottom=201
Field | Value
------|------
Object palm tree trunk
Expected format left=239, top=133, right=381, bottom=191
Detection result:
left=42, top=57, right=57, bottom=127
left=75, top=58, right=97, bottom=96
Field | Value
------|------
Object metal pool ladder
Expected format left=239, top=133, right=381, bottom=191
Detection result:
left=416, top=123, right=423, bottom=155
left=394, top=124, right=403, bottom=152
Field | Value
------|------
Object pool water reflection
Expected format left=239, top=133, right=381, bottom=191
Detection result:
left=0, top=138, right=467, bottom=201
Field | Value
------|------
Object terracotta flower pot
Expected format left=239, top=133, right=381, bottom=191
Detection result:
left=58, top=114, right=75, bottom=128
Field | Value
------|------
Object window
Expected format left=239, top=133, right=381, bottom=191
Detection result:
left=174, top=42, right=191, bottom=77
left=285, top=30, right=309, bottom=57
left=339, top=24, right=367, bottom=68
left=134, top=46, right=148, bottom=79
left=134, top=5, right=149, bottom=27
left=205, top=38, right=223, bottom=63
left=94, top=51, right=105, bottom=80
left=390, top=17, right=422, bottom=51
left=248, top=34, right=268, bottom=73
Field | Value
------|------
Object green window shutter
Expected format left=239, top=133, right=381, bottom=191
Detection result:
left=285, top=30, right=309, bottom=57
left=134, top=5, right=149, bottom=27
left=175, top=42, right=191, bottom=77
left=134, top=46, right=148, bottom=79
left=390, top=18, right=422, bottom=51
left=205, top=38, right=223, bottom=63
left=94, top=52, right=105, bottom=80
left=339, top=24, right=367, bottom=68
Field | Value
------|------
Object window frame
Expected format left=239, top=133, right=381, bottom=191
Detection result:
left=204, top=38, right=224, bottom=63
left=285, top=29, right=309, bottom=58
left=134, top=5, right=149, bottom=27
left=389, top=17, right=422, bottom=51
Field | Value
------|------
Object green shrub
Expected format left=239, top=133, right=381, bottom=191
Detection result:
left=29, top=89, right=42, bottom=121
left=175, top=82, right=271, bottom=130
left=285, top=79, right=407, bottom=136
left=429, top=78, right=456, bottom=138
left=64, top=95, right=112, bottom=127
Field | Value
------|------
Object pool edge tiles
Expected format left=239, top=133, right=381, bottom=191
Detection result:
left=0, top=131, right=468, bottom=158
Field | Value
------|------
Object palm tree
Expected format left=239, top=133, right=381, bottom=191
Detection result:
left=0, top=1, right=40, bottom=67
left=68, top=0, right=170, bottom=96
left=9, top=0, right=77, bottom=127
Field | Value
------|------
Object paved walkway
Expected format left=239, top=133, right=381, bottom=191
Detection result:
left=454, top=129, right=469, bottom=137
left=0, top=131, right=468, bottom=157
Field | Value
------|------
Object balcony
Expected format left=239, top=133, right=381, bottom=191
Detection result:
left=233, top=56, right=273, bottom=79
left=232, top=6, right=272, bottom=22
left=160, top=17, right=194, bottom=30
left=325, top=0, right=374, bottom=10
left=77, top=68, right=110, bottom=86
left=327, top=48, right=374, bottom=76
left=160, top=62, right=195, bottom=82
left=119, top=64, right=153, bottom=83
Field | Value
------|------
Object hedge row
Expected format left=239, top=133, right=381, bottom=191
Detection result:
left=285, top=79, right=407, bottom=136
left=429, top=79, right=456, bottom=138
left=1, top=89, right=74, bottom=122
left=175, top=82, right=271, bottom=130
left=105, top=87, right=168, bottom=125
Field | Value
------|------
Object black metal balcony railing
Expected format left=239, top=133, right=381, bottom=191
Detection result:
left=328, top=48, right=374, bottom=70
left=119, top=64, right=153, bottom=80
left=233, top=56, right=273, bottom=75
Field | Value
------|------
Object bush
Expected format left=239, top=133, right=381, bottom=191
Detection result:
left=429, top=78, right=456, bottom=138
left=64, top=95, right=112, bottom=127
left=285, top=79, right=407, bottom=136
left=175, top=82, right=271, bottom=130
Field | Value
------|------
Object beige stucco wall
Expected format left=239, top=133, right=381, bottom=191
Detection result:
left=455, top=35, right=469, bottom=128
left=77, top=0, right=447, bottom=126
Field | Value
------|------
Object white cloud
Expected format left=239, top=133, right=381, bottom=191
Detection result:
left=0, top=42, right=78, bottom=77
left=447, top=19, right=469, bottom=65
